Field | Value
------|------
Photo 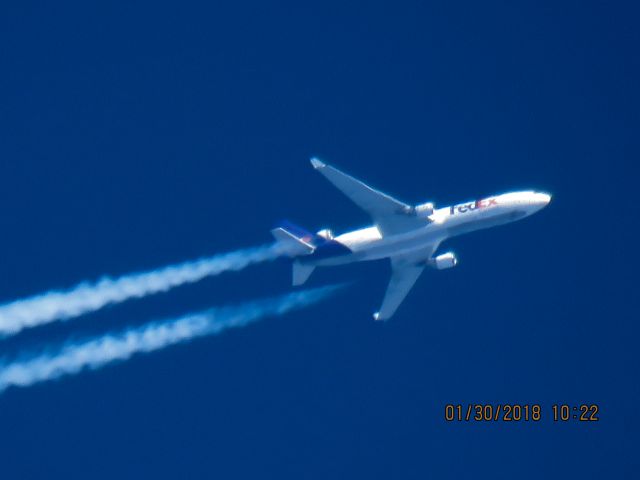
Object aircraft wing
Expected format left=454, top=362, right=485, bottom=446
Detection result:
left=373, top=259, right=425, bottom=321
left=310, top=158, right=424, bottom=236
left=373, top=243, right=440, bottom=321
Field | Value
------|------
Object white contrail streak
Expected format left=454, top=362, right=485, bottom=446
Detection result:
left=0, top=243, right=290, bottom=337
left=0, top=285, right=340, bottom=394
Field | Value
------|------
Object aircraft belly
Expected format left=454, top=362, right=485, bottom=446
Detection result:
left=356, top=232, right=443, bottom=262
left=311, top=254, right=357, bottom=267
left=312, top=211, right=525, bottom=265
left=309, top=229, right=443, bottom=265
left=446, top=210, right=527, bottom=237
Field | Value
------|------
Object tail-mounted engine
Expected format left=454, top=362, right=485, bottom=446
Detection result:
left=316, top=228, right=334, bottom=240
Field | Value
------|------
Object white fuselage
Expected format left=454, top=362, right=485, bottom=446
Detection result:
left=310, top=191, right=551, bottom=267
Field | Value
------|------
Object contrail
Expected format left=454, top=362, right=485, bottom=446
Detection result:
left=0, top=242, right=291, bottom=337
left=0, top=285, right=341, bottom=394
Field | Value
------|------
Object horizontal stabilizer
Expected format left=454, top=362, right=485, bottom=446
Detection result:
left=293, top=260, right=315, bottom=286
left=271, top=228, right=315, bottom=256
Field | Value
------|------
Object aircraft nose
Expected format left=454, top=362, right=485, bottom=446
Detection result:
left=538, top=193, right=551, bottom=204
left=531, top=192, right=551, bottom=209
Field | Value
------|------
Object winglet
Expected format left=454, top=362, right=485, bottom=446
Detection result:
left=310, top=157, right=325, bottom=169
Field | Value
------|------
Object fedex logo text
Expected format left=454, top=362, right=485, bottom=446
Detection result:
left=449, top=198, right=497, bottom=215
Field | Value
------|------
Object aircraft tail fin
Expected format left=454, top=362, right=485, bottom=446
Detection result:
left=271, top=220, right=318, bottom=257
left=292, top=260, right=315, bottom=286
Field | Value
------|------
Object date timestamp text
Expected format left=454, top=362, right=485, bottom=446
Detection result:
left=444, top=404, right=600, bottom=422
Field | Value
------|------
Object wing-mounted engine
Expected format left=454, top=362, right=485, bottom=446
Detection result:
left=428, top=252, right=458, bottom=270
left=396, top=202, right=435, bottom=219
left=414, top=202, right=434, bottom=217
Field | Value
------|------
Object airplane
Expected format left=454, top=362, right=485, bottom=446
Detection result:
left=272, top=158, right=551, bottom=321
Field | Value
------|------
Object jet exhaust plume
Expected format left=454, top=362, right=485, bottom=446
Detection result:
left=0, top=243, right=292, bottom=337
left=0, top=285, right=341, bottom=394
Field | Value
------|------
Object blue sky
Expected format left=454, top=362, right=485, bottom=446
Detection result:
left=0, top=1, right=637, bottom=478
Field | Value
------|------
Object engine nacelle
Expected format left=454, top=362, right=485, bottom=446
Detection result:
left=414, top=202, right=434, bottom=217
left=429, top=252, right=458, bottom=270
